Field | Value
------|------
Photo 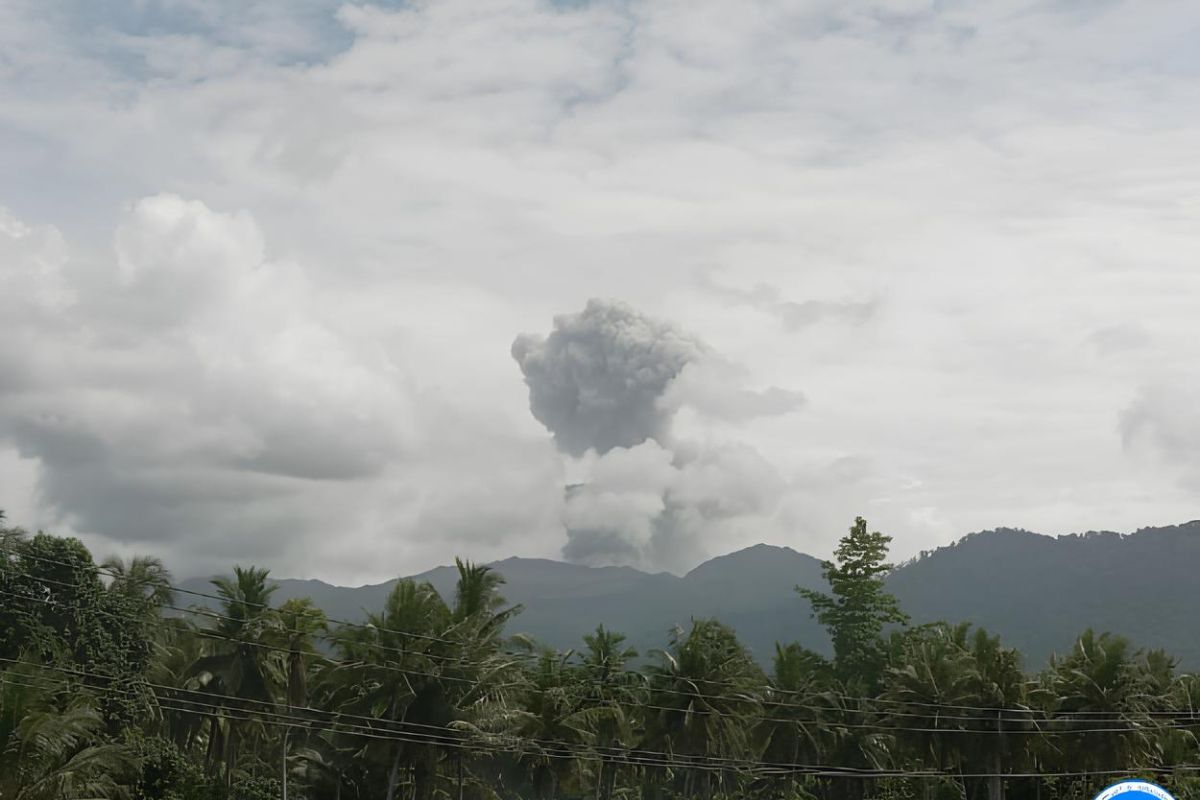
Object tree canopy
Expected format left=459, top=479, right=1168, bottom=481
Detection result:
left=1, top=510, right=1198, bottom=800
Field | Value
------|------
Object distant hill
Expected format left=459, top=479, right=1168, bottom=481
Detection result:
left=179, top=544, right=829, bottom=662
left=888, top=520, right=1200, bottom=666
left=179, top=521, right=1200, bottom=668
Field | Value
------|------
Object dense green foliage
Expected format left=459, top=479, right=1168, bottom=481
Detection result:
left=206, top=522, right=1200, bottom=672
left=2, top=509, right=1200, bottom=800
left=797, top=517, right=909, bottom=689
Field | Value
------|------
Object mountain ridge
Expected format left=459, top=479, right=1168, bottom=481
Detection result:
left=179, top=521, right=1200, bottom=666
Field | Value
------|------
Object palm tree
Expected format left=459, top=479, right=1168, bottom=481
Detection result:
left=761, top=643, right=831, bottom=799
left=441, top=559, right=528, bottom=800
left=101, top=555, right=174, bottom=609
left=815, top=678, right=895, bottom=800
left=576, top=626, right=643, bottom=800
left=189, top=565, right=282, bottom=787
left=1040, top=629, right=1160, bottom=794
left=149, top=616, right=208, bottom=751
left=509, top=649, right=591, bottom=800
left=0, top=670, right=136, bottom=799
left=1161, top=671, right=1200, bottom=795
left=11, top=704, right=136, bottom=799
left=884, top=625, right=976, bottom=777
left=451, top=558, right=525, bottom=647
left=644, top=619, right=766, bottom=800
left=330, top=578, right=453, bottom=800
left=884, top=623, right=1032, bottom=800
left=275, top=597, right=327, bottom=800
left=276, top=597, right=327, bottom=711
left=960, top=626, right=1029, bottom=800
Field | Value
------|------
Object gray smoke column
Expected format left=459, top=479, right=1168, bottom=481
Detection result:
left=514, top=299, right=802, bottom=572
left=511, top=299, right=706, bottom=457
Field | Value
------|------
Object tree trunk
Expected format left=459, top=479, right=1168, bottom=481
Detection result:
left=457, top=752, right=464, bottom=800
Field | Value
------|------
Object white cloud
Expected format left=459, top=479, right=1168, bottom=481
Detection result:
left=0, top=198, right=565, bottom=581
left=1121, top=379, right=1200, bottom=487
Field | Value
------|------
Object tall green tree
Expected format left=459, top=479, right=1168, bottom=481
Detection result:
left=577, top=626, right=643, bottom=800
left=960, top=626, right=1029, bottom=800
left=274, top=597, right=327, bottom=800
left=442, top=559, right=527, bottom=800
left=798, top=517, right=908, bottom=689
left=189, top=565, right=282, bottom=787
left=644, top=619, right=765, bottom=800
left=102, top=555, right=174, bottom=610
left=0, top=674, right=136, bottom=800
left=760, top=643, right=831, bottom=798
left=507, top=649, right=590, bottom=800
left=884, top=623, right=1030, bottom=800
left=275, top=597, right=327, bottom=711
left=1040, top=630, right=1165, bottom=786
left=0, top=531, right=103, bottom=665
left=330, top=578, right=453, bottom=800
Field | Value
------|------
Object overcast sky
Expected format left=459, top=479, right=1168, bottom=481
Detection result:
left=2, top=0, right=1200, bottom=583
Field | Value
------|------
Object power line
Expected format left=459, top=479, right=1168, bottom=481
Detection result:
left=5, top=583, right=1200, bottom=738
left=3, top=559, right=1195, bottom=731
left=5, top=657, right=1199, bottom=782
left=0, top=545, right=1122, bottom=720
left=5, top=546, right=1199, bottom=724
left=0, top=583, right=1024, bottom=736
left=0, top=657, right=926, bottom=778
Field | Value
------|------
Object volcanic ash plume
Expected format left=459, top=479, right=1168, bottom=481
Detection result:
left=513, top=299, right=801, bottom=572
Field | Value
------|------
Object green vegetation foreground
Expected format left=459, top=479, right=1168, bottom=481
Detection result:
left=1, top=510, right=1197, bottom=800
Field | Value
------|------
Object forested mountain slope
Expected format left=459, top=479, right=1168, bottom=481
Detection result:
left=180, top=521, right=1200, bottom=665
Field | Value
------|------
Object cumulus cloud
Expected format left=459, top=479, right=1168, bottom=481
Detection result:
left=0, top=209, right=72, bottom=319
left=0, top=199, right=564, bottom=580
left=1, top=197, right=407, bottom=529
left=113, top=194, right=265, bottom=311
left=516, top=300, right=801, bottom=571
